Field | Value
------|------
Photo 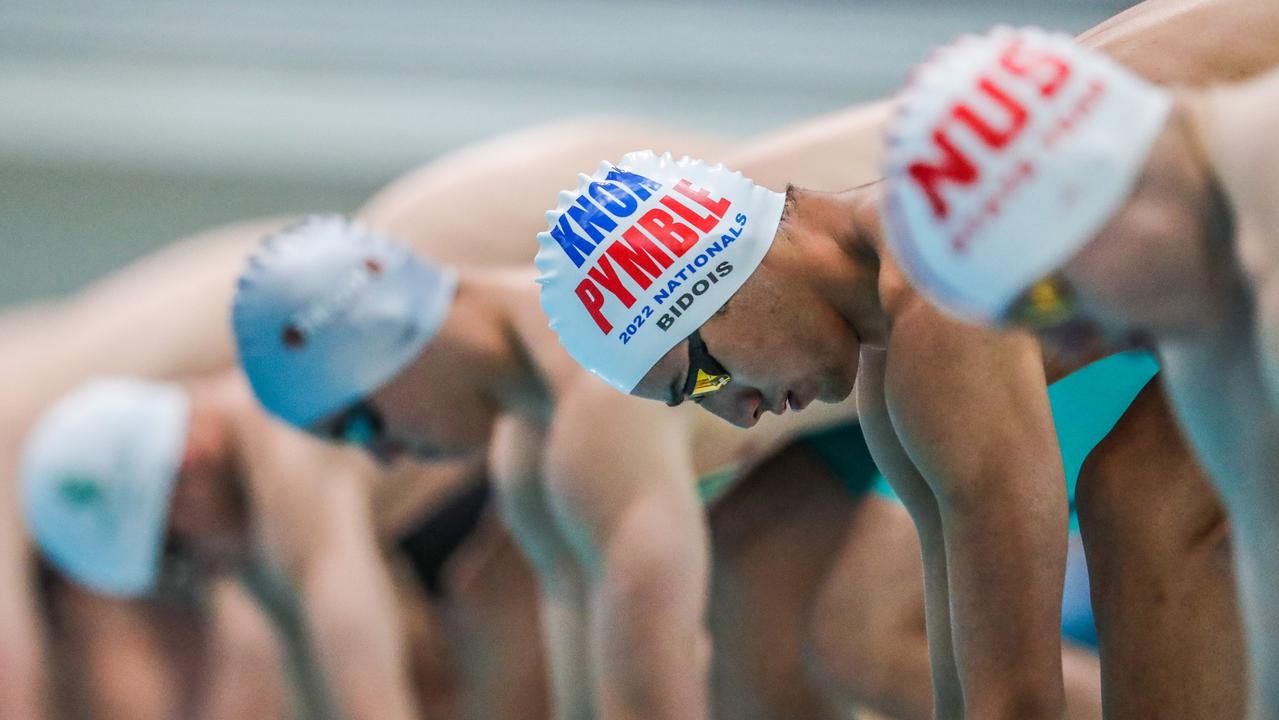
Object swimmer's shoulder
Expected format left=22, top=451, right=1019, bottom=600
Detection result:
left=1190, top=69, right=1279, bottom=276
left=358, top=118, right=727, bottom=267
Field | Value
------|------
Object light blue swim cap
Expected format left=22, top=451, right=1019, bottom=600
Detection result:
left=232, top=215, right=456, bottom=428
left=22, top=377, right=190, bottom=597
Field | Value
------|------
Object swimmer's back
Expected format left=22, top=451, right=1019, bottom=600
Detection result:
left=359, top=118, right=729, bottom=267
left=728, top=101, right=892, bottom=192
left=0, top=217, right=293, bottom=438
left=1078, top=0, right=1279, bottom=85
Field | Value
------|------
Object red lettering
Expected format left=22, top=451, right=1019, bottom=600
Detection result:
left=586, top=255, right=636, bottom=310
left=637, top=208, right=700, bottom=257
left=953, top=77, right=1027, bottom=148
left=605, top=227, right=674, bottom=289
left=910, top=74, right=1029, bottom=219
left=661, top=195, right=722, bottom=233
left=908, top=129, right=979, bottom=219
left=672, top=180, right=730, bottom=221
left=574, top=279, right=613, bottom=334
left=1000, top=37, right=1070, bottom=97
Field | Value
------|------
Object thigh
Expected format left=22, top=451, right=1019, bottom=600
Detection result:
left=708, top=440, right=855, bottom=720
left=1076, top=377, right=1243, bottom=720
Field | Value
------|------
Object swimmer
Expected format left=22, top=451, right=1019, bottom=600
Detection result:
left=537, top=2, right=1276, bottom=716
left=879, top=25, right=1279, bottom=718
left=0, top=119, right=726, bottom=720
left=20, top=375, right=421, bottom=720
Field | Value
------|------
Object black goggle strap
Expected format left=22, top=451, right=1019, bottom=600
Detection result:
left=683, top=330, right=732, bottom=400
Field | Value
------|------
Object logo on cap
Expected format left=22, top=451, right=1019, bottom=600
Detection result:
left=883, top=26, right=1174, bottom=324
left=58, top=476, right=102, bottom=507
left=904, top=34, right=1093, bottom=249
left=546, top=167, right=736, bottom=336
left=537, top=151, right=786, bottom=393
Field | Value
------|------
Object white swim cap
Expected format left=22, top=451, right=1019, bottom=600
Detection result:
left=882, top=26, right=1173, bottom=323
left=233, top=215, right=457, bottom=428
left=536, top=151, right=785, bottom=393
left=21, top=378, right=190, bottom=597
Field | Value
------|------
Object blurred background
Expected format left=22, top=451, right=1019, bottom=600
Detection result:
left=1, top=0, right=1131, bottom=309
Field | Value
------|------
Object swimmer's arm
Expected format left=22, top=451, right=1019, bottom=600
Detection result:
left=857, top=347, right=964, bottom=713
left=0, top=606, right=46, bottom=720
left=252, top=432, right=420, bottom=720
left=0, top=451, right=51, bottom=720
left=543, top=383, right=710, bottom=720
left=884, top=300, right=1069, bottom=719
left=55, top=587, right=180, bottom=720
left=198, top=579, right=292, bottom=720
left=295, top=477, right=419, bottom=720
left=490, top=414, right=595, bottom=720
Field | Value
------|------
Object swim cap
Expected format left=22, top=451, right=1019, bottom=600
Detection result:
left=536, top=151, right=785, bottom=393
left=233, top=215, right=456, bottom=428
left=882, top=26, right=1173, bottom=323
left=21, top=378, right=189, bottom=597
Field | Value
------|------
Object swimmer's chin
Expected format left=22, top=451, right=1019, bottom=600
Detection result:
left=818, top=378, right=856, bottom=406
left=784, top=382, right=848, bottom=414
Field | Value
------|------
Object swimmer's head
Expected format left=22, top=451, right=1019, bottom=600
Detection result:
left=538, top=151, right=864, bottom=427
left=21, top=378, right=248, bottom=596
left=882, top=26, right=1177, bottom=335
left=234, top=215, right=492, bottom=463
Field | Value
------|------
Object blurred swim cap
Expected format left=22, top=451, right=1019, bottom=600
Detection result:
left=21, top=378, right=190, bottom=598
left=882, top=26, right=1173, bottom=324
left=233, top=215, right=456, bottom=428
left=536, top=151, right=785, bottom=393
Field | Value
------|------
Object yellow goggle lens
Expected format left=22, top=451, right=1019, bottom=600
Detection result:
left=1015, top=277, right=1075, bottom=328
left=690, top=368, right=731, bottom=398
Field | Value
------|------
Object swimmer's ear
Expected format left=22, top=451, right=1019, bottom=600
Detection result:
left=779, top=185, right=798, bottom=225
left=772, top=187, right=799, bottom=249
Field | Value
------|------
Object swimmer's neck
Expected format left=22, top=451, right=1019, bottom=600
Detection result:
left=449, top=269, right=557, bottom=418
left=774, top=183, right=891, bottom=347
